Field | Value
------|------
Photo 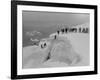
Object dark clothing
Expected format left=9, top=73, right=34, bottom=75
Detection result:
left=44, top=43, right=46, bottom=47
left=65, top=28, right=68, bottom=33
left=41, top=45, right=43, bottom=48
left=55, top=35, right=57, bottom=39
left=61, top=28, right=64, bottom=33
left=57, top=31, right=60, bottom=34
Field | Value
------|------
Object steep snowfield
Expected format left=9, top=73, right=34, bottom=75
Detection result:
left=22, top=33, right=89, bottom=68
left=66, top=33, right=89, bottom=66
left=22, top=23, right=89, bottom=68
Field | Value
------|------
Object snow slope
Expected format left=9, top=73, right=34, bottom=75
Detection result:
left=22, top=23, right=89, bottom=68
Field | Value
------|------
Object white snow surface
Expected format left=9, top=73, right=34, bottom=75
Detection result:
left=22, top=32, right=89, bottom=68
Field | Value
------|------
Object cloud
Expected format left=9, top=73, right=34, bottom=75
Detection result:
left=26, top=30, right=42, bottom=37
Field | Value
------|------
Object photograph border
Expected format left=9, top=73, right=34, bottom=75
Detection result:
left=11, top=0, right=98, bottom=79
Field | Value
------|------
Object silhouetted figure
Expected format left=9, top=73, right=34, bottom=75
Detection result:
left=54, top=35, right=57, bottom=39
left=45, top=52, right=51, bottom=61
left=44, top=43, right=46, bottom=47
left=61, top=28, right=64, bottom=33
left=57, top=30, right=60, bottom=34
left=65, top=28, right=68, bottom=33
left=41, top=45, right=43, bottom=48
